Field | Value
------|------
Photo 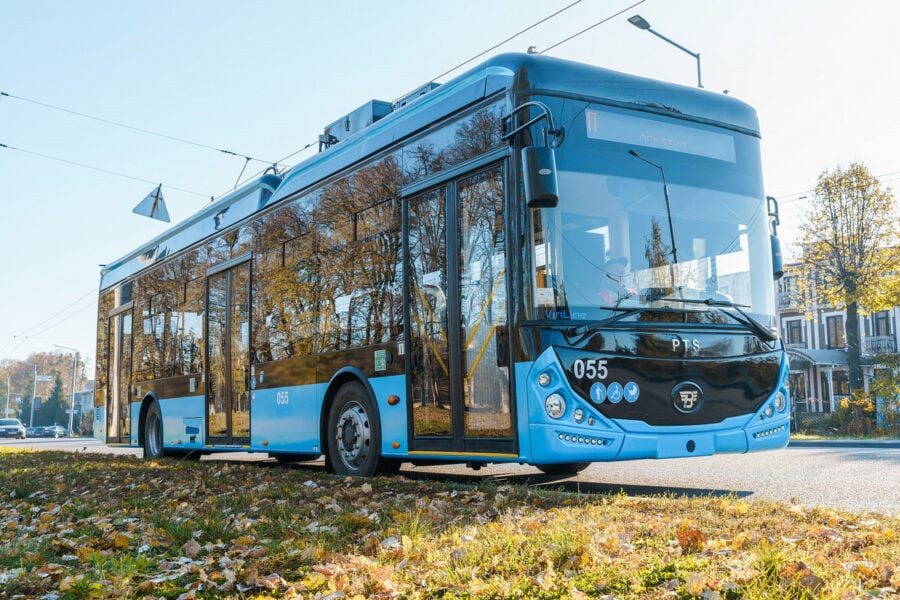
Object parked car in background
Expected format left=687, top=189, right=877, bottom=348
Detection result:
left=0, top=419, right=27, bottom=439
left=41, top=425, right=68, bottom=438
left=25, top=426, right=42, bottom=437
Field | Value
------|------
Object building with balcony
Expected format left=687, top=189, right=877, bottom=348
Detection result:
left=777, top=267, right=898, bottom=415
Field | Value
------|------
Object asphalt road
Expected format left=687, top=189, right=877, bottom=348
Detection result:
left=3, top=437, right=897, bottom=515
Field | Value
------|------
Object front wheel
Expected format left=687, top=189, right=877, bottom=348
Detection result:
left=325, top=382, right=388, bottom=477
left=143, top=401, right=166, bottom=459
left=535, top=462, right=590, bottom=476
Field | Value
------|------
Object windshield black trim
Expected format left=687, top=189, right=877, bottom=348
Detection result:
left=521, top=89, right=761, bottom=138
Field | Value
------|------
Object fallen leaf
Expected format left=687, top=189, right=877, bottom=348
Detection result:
left=677, top=523, right=707, bottom=553
left=182, top=539, right=201, bottom=559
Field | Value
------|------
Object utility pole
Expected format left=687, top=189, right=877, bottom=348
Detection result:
left=54, top=345, right=78, bottom=434
left=4, top=375, right=10, bottom=417
left=30, top=364, right=37, bottom=427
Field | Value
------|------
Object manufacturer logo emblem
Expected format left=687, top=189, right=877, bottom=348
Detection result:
left=671, top=381, right=703, bottom=414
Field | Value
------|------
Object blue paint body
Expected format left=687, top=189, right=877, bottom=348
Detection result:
left=250, top=383, right=323, bottom=452
left=515, top=348, right=790, bottom=465
left=156, top=396, right=205, bottom=449
left=133, top=375, right=409, bottom=456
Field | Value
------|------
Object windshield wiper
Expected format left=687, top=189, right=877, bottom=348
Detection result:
left=659, top=297, right=778, bottom=343
left=564, top=306, right=689, bottom=339
left=565, top=307, right=642, bottom=338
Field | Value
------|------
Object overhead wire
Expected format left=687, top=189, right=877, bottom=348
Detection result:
left=775, top=169, right=900, bottom=205
left=430, top=0, right=584, bottom=82
left=271, top=0, right=617, bottom=185
left=0, top=286, right=98, bottom=356
left=539, top=0, right=647, bottom=54
left=0, top=142, right=210, bottom=198
left=2, top=299, right=98, bottom=359
left=0, top=90, right=279, bottom=167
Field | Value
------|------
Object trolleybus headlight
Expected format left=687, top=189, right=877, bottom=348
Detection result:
left=774, top=391, right=787, bottom=413
left=538, top=372, right=552, bottom=387
left=573, top=408, right=585, bottom=423
left=764, top=404, right=774, bottom=418
left=545, top=393, right=566, bottom=419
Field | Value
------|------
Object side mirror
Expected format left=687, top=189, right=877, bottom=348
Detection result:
left=522, top=146, right=559, bottom=208
left=766, top=196, right=784, bottom=280
left=770, top=234, right=784, bottom=280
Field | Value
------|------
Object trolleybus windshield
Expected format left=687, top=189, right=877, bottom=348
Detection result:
left=530, top=101, right=776, bottom=330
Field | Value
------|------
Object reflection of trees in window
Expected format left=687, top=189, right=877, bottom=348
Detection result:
left=178, top=278, right=205, bottom=375
left=409, top=189, right=449, bottom=418
left=402, top=100, right=503, bottom=185
left=644, top=218, right=672, bottom=270
left=642, top=216, right=675, bottom=296
left=95, top=290, right=114, bottom=408
left=251, top=200, right=316, bottom=362
left=458, top=167, right=511, bottom=436
left=316, top=154, right=403, bottom=351
left=248, top=153, right=404, bottom=359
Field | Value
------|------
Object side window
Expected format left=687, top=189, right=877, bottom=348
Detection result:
left=178, top=278, right=205, bottom=375
left=94, top=290, right=115, bottom=407
left=317, top=154, right=403, bottom=351
left=402, top=99, right=504, bottom=185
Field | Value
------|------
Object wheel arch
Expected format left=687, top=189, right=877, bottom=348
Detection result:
left=318, top=367, right=380, bottom=456
left=136, top=392, right=160, bottom=448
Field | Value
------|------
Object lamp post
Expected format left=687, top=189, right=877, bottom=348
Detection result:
left=54, top=344, right=78, bottom=435
left=628, top=14, right=703, bottom=88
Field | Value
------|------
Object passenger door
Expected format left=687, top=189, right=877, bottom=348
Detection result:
left=406, top=163, right=514, bottom=454
left=206, top=260, right=251, bottom=445
left=107, top=308, right=132, bottom=444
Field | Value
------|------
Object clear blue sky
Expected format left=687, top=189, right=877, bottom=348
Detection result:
left=1, top=0, right=898, bottom=370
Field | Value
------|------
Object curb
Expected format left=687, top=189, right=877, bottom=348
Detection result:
left=789, top=439, right=900, bottom=449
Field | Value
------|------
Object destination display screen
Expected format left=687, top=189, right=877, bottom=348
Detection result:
left=585, top=108, right=736, bottom=162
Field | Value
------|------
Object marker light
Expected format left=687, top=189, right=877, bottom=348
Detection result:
left=545, top=393, right=566, bottom=419
left=573, top=408, right=585, bottom=423
left=774, top=391, right=787, bottom=413
left=538, top=372, right=552, bottom=387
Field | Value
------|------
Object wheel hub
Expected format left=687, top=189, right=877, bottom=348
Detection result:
left=335, top=401, right=370, bottom=469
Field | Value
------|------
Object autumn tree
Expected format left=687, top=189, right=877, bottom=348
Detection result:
left=41, top=373, right=68, bottom=427
left=795, top=163, right=900, bottom=392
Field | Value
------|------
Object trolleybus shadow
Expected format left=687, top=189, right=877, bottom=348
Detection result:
left=265, top=458, right=751, bottom=499
left=403, top=470, right=752, bottom=500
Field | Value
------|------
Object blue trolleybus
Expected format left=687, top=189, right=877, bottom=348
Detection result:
left=94, top=53, right=790, bottom=476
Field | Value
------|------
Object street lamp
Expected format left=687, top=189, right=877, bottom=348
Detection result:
left=628, top=14, right=703, bottom=88
left=54, top=344, right=78, bottom=435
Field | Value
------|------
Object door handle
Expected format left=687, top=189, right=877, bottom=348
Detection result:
left=495, top=325, right=508, bottom=366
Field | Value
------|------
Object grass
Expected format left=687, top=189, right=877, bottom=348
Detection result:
left=0, top=448, right=898, bottom=599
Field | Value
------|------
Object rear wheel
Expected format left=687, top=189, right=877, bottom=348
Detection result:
left=143, top=401, right=166, bottom=459
left=535, top=462, right=590, bottom=476
left=325, top=382, right=388, bottom=477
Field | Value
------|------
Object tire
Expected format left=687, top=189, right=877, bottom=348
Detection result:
left=143, top=401, right=166, bottom=459
left=325, top=382, right=387, bottom=477
left=535, top=462, right=590, bottom=476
